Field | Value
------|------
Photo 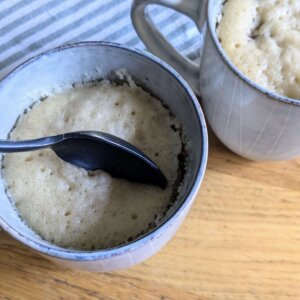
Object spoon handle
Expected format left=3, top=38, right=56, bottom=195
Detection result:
left=0, top=135, right=62, bottom=153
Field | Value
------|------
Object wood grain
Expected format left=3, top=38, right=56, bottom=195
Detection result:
left=1, top=130, right=299, bottom=300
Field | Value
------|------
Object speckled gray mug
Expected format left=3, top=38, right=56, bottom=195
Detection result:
left=132, top=0, right=300, bottom=160
left=0, top=42, right=208, bottom=272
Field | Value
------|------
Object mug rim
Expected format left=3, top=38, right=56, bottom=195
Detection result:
left=207, top=1, right=300, bottom=107
left=0, top=41, right=208, bottom=261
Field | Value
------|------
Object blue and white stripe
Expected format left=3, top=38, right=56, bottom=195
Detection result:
left=0, top=0, right=201, bottom=79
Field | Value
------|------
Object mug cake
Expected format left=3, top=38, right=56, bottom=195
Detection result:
left=2, top=72, right=186, bottom=250
left=217, top=0, right=300, bottom=99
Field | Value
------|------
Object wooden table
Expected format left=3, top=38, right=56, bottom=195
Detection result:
left=1, top=130, right=299, bottom=300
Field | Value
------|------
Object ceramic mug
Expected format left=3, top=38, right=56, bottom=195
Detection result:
left=0, top=42, right=208, bottom=272
left=132, top=0, right=300, bottom=160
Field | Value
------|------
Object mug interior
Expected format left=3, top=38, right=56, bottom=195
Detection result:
left=0, top=42, right=207, bottom=259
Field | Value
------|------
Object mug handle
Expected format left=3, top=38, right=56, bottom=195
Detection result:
left=131, top=0, right=207, bottom=93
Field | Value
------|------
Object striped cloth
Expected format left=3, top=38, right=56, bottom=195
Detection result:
left=0, top=0, right=201, bottom=79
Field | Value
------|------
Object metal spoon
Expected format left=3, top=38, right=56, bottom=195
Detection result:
left=0, top=131, right=167, bottom=188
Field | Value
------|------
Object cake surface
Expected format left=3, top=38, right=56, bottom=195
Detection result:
left=2, top=79, right=182, bottom=250
left=217, top=0, right=300, bottom=99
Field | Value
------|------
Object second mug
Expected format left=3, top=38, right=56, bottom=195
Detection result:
left=131, top=0, right=300, bottom=161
